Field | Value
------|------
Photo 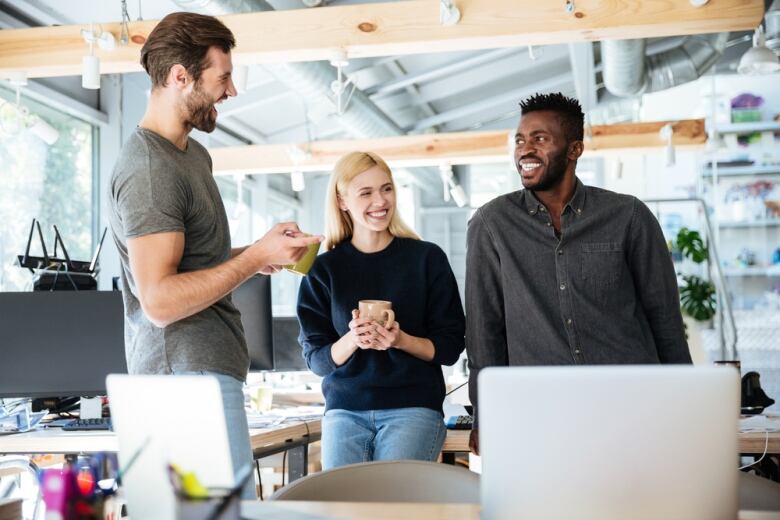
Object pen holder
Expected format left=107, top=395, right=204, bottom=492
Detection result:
left=175, top=492, right=240, bottom=520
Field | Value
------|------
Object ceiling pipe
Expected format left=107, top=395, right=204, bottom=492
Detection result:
left=172, top=0, right=440, bottom=194
left=602, top=33, right=729, bottom=97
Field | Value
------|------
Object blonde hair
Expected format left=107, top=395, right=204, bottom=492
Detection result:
left=325, top=151, right=420, bottom=250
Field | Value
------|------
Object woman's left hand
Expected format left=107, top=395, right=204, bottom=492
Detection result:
left=372, top=321, right=401, bottom=350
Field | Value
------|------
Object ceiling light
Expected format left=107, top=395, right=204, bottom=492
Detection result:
left=738, top=26, right=780, bottom=76
left=449, top=184, right=468, bottom=208
left=0, top=86, right=59, bottom=145
left=291, top=170, right=305, bottom=192
left=80, top=23, right=115, bottom=90
left=440, top=0, right=461, bottom=26
left=659, top=124, right=675, bottom=167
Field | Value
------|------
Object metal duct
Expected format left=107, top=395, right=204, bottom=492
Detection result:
left=602, top=33, right=728, bottom=97
left=766, top=0, right=780, bottom=55
left=172, top=0, right=439, bottom=193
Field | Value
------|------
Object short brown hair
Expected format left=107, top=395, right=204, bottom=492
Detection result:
left=140, top=12, right=235, bottom=89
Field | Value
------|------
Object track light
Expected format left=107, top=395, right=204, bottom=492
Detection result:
left=738, top=26, right=780, bottom=76
left=80, top=23, right=115, bottom=90
left=0, top=84, right=59, bottom=145
left=438, top=163, right=469, bottom=208
left=291, top=170, right=305, bottom=192
left=659, top=124, right=675, bottom=167
left=440, top=0, right=461, bottom=26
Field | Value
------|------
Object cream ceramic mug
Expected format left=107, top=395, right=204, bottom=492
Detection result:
left=358, top=300, right=395, bottom=328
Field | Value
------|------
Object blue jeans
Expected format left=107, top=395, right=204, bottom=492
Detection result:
left=173, top=370, right=256, bottom=500
left=321, top=407, right=446, bottom=470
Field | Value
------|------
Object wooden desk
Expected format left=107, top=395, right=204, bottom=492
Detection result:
left=241, top=501, right=778, bottom=520
left=442, top=429, right=780, bottom=455
left=0, top=419, right=321, bottom=482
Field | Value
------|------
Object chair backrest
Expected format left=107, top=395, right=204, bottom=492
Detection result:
left=271, top=460, right=479, bottom=503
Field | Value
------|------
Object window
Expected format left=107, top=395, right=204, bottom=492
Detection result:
left=0, top=88, right=96, bottom=291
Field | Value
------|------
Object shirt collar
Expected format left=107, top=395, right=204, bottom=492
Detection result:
left=519, top=177, right=587, bottom=216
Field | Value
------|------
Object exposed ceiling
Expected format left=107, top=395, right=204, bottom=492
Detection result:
left=0, top=0, right=763, bottom=153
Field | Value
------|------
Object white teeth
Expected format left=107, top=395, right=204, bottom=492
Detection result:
left=368, top=210, right=387, bottom=218
left=521, top=163, right=541, bottom=171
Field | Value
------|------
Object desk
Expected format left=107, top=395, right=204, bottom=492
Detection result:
left=441, top=429, right=780, bottom=457
left=0, top=419, right=321, bottom=483
left=241, top=501, right=778, bottom=520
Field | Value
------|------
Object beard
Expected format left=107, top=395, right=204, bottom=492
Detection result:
left=520, top=145, right=569, bottom=192
left=183, top=81, right=217, bottom=133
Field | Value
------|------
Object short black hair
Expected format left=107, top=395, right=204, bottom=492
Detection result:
left=519, top=92, right=584, bottom=142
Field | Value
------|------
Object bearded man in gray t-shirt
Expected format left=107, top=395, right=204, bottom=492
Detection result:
left=108, top=12, right=321, bottom=499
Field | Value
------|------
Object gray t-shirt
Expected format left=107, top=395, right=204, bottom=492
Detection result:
left=108, top=127, right=248, bottom=381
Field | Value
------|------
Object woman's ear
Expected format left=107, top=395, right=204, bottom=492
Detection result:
left=337, top=193, right=348, bottom=212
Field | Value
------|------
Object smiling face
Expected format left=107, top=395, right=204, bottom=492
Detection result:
left=181, top=46, right=236, bottom=133
left=338, top=165, right=396, bottom=234
left=514, top=110, right=574, bottom=192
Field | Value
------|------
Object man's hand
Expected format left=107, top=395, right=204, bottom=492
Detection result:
left=247, top=222, right=321, bottom=267
left=469, top=428, right=480, bottom=456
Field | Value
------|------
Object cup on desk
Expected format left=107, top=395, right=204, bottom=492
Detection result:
left=249, top=385, right=273, bottom=413
left=284, top=234, right=320, bottom=276
left=358, top=300, right=395, bottom=328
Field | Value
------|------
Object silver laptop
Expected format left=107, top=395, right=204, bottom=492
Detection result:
left=478, top=366, right=739, bottom=520
left=107, top=374, right=235, bottom=520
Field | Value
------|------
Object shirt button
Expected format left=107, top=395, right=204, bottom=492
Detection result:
left=566, top=318, right=572, bottom=325
left=558, top=249, right=563, bottom=255
left=577, top=208, right=582, bottom=214
left=529, top=210, right=536, bottom=215
left=560, top=283, right=566, bottom=290
left=540, top=207, right=546, bottom=212
left=546, top=222, right=551, bottom=226
left=574, top=348, right=581, bottom=355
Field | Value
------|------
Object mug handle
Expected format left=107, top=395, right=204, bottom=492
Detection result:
left=381, top=309, right=395, bottom=329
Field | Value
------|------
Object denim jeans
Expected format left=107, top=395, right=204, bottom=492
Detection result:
left=321, top=407, right=446, bottom=470
left=173, top=370, right=256, bottom=499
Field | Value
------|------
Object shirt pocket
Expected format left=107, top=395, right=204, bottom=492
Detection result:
left=580, top=242, right=624, bottom=304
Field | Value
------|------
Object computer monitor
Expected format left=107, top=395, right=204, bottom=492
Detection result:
left=231, top=275, right=274, bottom=371
left=0, top=291, right=127, bottom=398
left=272, top=317, right=308, bottom=371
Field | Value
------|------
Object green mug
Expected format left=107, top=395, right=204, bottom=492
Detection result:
left=284, top=238, right=320, bottom=276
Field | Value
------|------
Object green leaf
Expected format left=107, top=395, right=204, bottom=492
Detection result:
left=676, top=228, right=708, bottom=264
left=679, top=275, right=716, bottom=321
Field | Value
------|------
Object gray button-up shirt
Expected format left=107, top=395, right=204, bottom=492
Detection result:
left=466, top=179, right=691, bottom=423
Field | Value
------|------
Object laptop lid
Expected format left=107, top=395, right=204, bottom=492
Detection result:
left=478, top=366, right=739, bottom=520
left=107, top=374, right=234, bottom=520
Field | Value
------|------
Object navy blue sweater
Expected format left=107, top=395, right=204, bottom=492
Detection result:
left=297, top=237, right=465, bottom=415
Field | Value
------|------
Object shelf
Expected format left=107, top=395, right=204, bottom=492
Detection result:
left=701, top=165, right=780, bottom=177
left=718, top=219, right=780, bottom=229
left=713, top=121, right=780, bottom=134
left=723, top=266, right=780, bottom=277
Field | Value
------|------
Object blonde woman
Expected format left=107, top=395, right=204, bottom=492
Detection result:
left=297, top=151, right=465, bottom=469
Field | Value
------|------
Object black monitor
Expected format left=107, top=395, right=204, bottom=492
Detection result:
left=232, top=275, right=274, bottom=371
left=272, top=317, right=308, bottom=371
left=0, top=291, right=127, bottom=398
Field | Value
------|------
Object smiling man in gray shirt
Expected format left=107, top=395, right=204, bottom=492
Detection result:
left=465, top=93, right=691, bottom=454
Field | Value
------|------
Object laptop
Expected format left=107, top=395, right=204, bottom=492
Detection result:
left=478, top=366, right=739, bottom=520
left=107, top=375, right=235, bottom=520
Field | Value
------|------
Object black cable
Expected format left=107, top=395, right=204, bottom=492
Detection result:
left=255, top=460, right=263, bottom=501
left=446, top=380, right=468, bottom=396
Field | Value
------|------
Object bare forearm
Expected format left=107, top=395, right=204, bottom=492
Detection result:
left=331, top=334, right=358, bottom=366
left=395, top=331, right=435, bottom=362
left=143, top=251, right=261, bottom=327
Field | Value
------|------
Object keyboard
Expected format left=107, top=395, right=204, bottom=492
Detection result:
left=62, top=417, right=112, bottom=431
left=445, top=415, right=473, bottom=430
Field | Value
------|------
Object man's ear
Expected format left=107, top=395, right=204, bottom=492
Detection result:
left=169, top=64, right=190, bottom=91
left=568, top=140, right=584, bottom=161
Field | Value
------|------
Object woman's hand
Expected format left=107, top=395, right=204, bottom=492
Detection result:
left=371, top=321, right=401, bottom=350
left=348, top=309, right=377, bottom=349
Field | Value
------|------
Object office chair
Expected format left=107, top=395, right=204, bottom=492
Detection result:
left=0, top=455, right=42, bottom=520
left=270, top=460, right=480, bottom=503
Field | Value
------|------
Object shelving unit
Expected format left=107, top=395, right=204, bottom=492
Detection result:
left=702, top=165, right=780, bottom=178
left=719, top=219, right=780, bottom=229
left=722, top=266, right=780, bottom=277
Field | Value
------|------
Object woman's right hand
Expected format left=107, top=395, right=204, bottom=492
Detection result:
left=347, top=309, right=377, bottom=349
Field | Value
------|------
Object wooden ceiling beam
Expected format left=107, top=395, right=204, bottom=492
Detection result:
left=0, top=1, right=763, bottom=79
left=209, top=119, right=706, bottom=175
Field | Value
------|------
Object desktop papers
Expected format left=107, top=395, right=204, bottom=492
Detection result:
left=740, top=412, right=780, bottom=433
left=246, top=406, right=324, bottom=429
